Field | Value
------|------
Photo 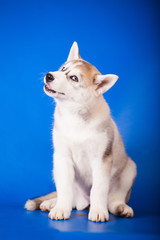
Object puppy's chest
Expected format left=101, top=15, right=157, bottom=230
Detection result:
left=54, top=109, right=108, bottom=187
left=55, top=112, right=98, bottom=143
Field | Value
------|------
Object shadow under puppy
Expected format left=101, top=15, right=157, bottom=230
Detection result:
left=25, top=42, right=137, bottom=222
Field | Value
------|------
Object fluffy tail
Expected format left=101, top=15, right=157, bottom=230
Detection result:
left=24, top=191, right=57, bottom=211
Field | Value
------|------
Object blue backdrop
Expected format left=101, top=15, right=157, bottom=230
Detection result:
left=0, top=0, right=160, bottom=218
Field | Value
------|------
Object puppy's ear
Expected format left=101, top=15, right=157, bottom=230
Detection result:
left=94, top=74, right=119, bottom=96
left=67, top=42, right=81, bottom=61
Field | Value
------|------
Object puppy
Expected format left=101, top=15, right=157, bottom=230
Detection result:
left=25, top=42, right=137, bottom=222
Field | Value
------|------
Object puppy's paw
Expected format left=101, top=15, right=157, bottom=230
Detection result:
left=40, top=199, right=56, bottom=212
left=116, top=204, right=134, bottom=218
left=88, top=207, right=109, bottom=222
left=49, top=206, right=71, bottom=220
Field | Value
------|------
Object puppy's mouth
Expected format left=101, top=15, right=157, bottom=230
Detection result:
left=44, top=84, right=65, bottom=95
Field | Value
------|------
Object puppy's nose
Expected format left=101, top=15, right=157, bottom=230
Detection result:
left=46, top=73, right=54, bottom=82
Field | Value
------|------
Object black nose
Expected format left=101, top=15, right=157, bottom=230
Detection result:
left=46, top=73, right=54, bottom=82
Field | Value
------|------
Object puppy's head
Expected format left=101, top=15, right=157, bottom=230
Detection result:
left=44, top=42, right=119, bottom=104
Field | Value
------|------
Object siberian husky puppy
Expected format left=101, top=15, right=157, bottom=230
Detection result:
left=25, top=42, right=137, bottom=222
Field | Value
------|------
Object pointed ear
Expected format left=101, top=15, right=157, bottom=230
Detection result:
left=94, top=74, right=119, bottom=96
left=67, top=41, right=81, bottom=62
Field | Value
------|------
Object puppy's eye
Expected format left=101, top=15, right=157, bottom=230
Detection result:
left=70, top=75, right=79, bottom=82
left=61, top=67, right=66, bottom=71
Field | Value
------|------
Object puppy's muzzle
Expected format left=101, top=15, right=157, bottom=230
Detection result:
left=46, top=73, right=54, bottom=83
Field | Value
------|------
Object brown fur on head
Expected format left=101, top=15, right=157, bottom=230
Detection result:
left=61, top=59, right=101, bottom=88
left=44, top=42, right=119, bottom=102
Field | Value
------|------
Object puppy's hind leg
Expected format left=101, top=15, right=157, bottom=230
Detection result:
left=25, top=192, right=57, bottom=211
left=40, top=198, right=57, bottom=212
left=108, top=158, right=137, bottom=218
left=73, top=183, right=90, bottom=211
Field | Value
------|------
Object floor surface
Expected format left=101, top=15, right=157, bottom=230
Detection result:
left=0, top=206, right=159, bottom=240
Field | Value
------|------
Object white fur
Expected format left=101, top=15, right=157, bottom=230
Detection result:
left=24, top=200, right=37, bottom=211
left=67, top=41, right=80, bottom=61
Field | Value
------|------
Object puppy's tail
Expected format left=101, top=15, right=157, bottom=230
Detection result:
left=24, top=191, right=57, bottom=211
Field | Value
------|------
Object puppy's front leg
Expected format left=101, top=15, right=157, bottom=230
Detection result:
left=49, top=152, right=74, bottom=220
left=89, top=157, right=111, bottom=222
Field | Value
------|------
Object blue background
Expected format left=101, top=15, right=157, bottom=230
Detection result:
left=0, top=0, right=160, bottom=239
